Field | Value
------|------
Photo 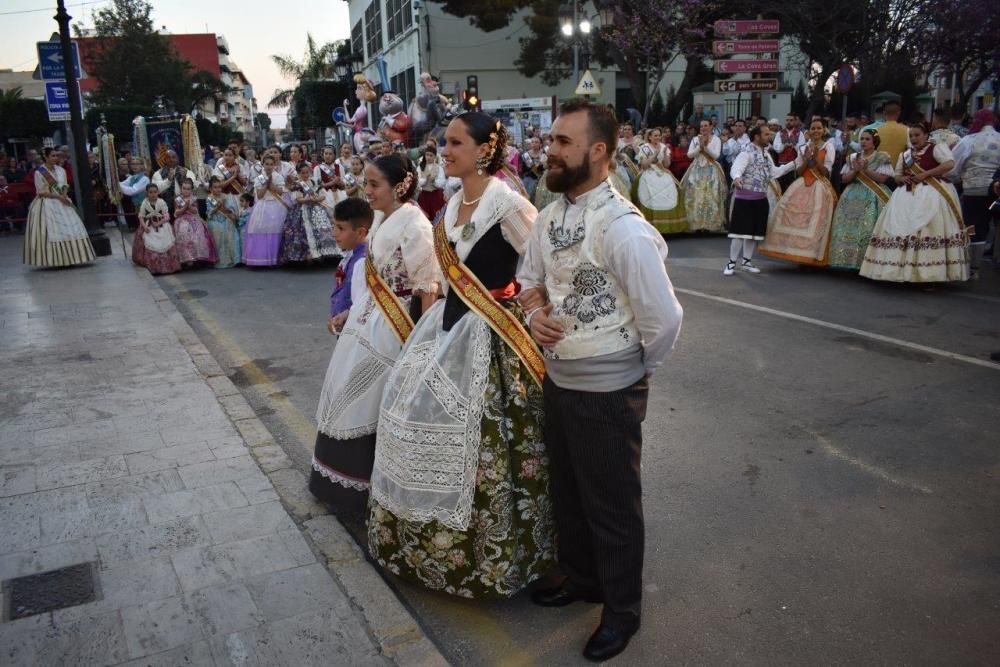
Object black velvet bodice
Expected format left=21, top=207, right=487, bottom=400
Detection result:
left=442, top=222, right=519, bottom=331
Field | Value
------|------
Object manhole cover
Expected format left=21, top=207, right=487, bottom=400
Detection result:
left=4, top=562, right=100, bottom=620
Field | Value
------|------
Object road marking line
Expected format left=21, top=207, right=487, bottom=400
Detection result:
left=674, top=287, right=1000, bottom=372
left=162, top=277, right=317, bottom=453
left=810, top=430, right=933, bottom=495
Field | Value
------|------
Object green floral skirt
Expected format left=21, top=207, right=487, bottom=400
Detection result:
left=367, top=334, right=555, bottom=598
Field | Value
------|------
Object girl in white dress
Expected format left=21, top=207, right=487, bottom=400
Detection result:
left=682, top=120, right=728, bottom=233
left=311, top=154, right=440, bottom=516
left=631, top=128, right=686, bottom=234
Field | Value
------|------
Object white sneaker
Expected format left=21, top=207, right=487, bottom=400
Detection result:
left=741, top=260, right=761, bottom=274
left=723, top=261, right=735, bottom=276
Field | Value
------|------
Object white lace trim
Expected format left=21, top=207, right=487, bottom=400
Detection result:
left=311, top=458, right=370, bottom=490
left=370, top=316, right=492, bottom=531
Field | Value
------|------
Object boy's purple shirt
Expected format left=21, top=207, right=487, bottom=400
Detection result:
left=330, top=241, right=367, bottom=317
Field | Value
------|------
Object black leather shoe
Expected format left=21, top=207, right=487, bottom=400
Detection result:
left=582, top=619, right=640, bottom=662
left=530, top=585, right=603, bottom=607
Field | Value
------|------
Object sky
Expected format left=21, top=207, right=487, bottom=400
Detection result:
left=0, top=0, right=351, bottom=129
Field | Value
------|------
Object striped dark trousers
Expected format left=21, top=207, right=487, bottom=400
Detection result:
left=543, top=374, right=648, bottom=627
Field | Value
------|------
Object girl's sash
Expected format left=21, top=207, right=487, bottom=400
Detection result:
left=910, top=162, right=965, bottom=231
left=433, top=221, right=544, bottom=387
left=365, top=251, right=414, bottom=344
left=697, top=141, right=727, bottom=182
left=852, top=156, right=890, bottom=204
left=37, top=166, right=62, bottom=194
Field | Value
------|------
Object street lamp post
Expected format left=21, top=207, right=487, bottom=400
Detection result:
left=560, top=1, right=615, bottom=87
left=55, top=0, right=111, bottom=256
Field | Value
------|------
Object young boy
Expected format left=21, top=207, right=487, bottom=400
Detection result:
left=327, top=197, right=373, bottom=335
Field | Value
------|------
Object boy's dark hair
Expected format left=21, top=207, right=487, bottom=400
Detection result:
left=239, top=192, right=254, bottom=205
left=558, top=98, right=618, bottom=162
left=333, top=197, right=374, bottom=230
left=145, top=183, right=158, bottom=192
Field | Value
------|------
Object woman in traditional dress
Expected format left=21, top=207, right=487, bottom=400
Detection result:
left=243, top=155, right=288, bottom=267
left=206, top=177, right=242, bottom=268
left=758, top=118, right=838, bottom=265
left=828, top=129, right=893, bottom=270
left=417, top=145, right=446, bottom=220
left=632, top=128, right=686, bottom=234
left=532, top=165, right=559, bottom=211
left=860, top=122, right=969, bottom=283
left=172, top=179, right=217, bottom=267
left=682, top=120, right=728, bottom=233
left=23, top=147, right=95, bottom=267
left=311, top=154, right=439, bottom=516
left=368, top=112, right=555, bottom=599
left=280, top=162, right=341, bottom=264
left=211, top=147, right=247, bottom=216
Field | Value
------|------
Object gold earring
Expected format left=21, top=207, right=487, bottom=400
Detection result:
left=476, top=155, right=490, bottom=176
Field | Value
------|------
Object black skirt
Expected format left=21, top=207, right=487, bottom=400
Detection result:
left=961, top=194, right=991, bottom=239
left=309, top=430, right=376, bottom=519
left=728, top=197, right=770, bottom=240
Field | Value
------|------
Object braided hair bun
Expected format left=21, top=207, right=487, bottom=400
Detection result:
left=372, top=154, right=418, bottom=202
left=455, top=111, right=510, bottom=175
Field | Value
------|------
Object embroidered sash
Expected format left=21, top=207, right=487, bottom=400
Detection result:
left=318, top=163, right=339, bottom=189
left=36, top=166, right=62, bottom=194
left=433, top=221, right=544, bottom=387
left=220, top=166, right=245, bottom=195
left=365, top=251, right=414, bottom=344
left=855, top=169, right=890, bottom=205
left=910, top=162, right=967, bottom=234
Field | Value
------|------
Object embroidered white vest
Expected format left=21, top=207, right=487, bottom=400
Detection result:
left=538, top=182, right=640, bottom=360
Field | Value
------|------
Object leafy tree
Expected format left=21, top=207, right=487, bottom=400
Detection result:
left=81, top=0, right=229, bottom=112
left=289, top=80, right=351, bottom=137
left=0, top=88, right=58, bottom=143
left=84, top=104, right=146, bottom=144
left=790, top=80, right=809, bottom=118
left=268, top=34, right=344, bottom=109
left=435, top=0, right=732, bottom=127
left=924, top=0, right=1000, bottom=112
left=255, top=112, right=272, bottom=134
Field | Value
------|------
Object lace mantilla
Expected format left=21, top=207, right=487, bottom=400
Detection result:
left=371, top=316, right=492, bottom=531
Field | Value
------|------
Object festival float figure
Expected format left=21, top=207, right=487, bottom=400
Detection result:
left=378, top=91, right=412, bottom=146
left=409, top=72, right=450, bottom=146
left=339, top=75, right=377, bottom=154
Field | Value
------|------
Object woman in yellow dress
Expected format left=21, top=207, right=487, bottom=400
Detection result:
left=682, top=120, right=727, bottom=232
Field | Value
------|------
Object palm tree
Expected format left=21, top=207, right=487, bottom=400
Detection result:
left=267, top=34, right=343, bottom=109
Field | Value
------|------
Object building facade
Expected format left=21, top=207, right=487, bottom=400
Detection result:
left=74, top=32, right=257, bottom=137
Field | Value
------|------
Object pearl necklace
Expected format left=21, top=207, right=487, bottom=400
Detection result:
left=461, top=195, right=483, bottom=206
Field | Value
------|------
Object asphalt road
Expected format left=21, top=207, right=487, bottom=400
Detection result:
left=157, top=235, right=1000, bottom=666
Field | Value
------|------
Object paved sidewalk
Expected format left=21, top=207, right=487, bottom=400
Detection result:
left=0, top=232, right=446, bottom=666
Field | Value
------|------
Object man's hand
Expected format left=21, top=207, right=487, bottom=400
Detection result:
left=529, top=303, right=564, bottom=348
left=732, top=177, right=744, bottom=190
left=518, top=287, right=546, bottom=312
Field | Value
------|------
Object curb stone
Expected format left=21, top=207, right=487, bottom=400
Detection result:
left=135, top=261, right=450, bottom=667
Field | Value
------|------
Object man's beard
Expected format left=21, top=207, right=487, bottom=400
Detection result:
left=545, top=156, right=591, bottom=193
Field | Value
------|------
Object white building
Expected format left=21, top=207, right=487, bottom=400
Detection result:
left=344, top=1, right=811, bottom=129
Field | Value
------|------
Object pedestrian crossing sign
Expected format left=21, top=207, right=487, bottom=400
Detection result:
left=574, top=70, right=601, bottom=96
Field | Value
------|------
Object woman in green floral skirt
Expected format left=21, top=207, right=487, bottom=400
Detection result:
left=368, top=112, right=555, bottom=598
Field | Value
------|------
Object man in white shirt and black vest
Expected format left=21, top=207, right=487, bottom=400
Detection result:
left=517, top=98, right=684, bottom=662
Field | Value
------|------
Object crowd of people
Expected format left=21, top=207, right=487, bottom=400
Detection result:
left=603, top=102, right=1000, bottom=283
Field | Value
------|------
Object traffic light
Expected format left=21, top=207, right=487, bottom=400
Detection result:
left=465, top=75, right=480, bottom=111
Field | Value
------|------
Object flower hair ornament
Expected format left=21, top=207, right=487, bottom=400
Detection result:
left=394, top=172, right=414, bottom=200
left=476, top=121, right=504, bottom=176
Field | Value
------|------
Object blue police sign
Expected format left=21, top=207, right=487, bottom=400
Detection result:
left=44, top=81, right=81, bottom=122
left=37, top=41, right=81, bottom=81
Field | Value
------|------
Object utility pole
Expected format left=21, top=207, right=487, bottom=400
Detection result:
left=55, top=0, right=111, bottom=256
left=572, top=0, right=580, bottom=86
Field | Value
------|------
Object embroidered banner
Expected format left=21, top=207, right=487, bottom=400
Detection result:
left=365, top=251, right=414, bottom=344
left=433, top=221, right=545, bottom=387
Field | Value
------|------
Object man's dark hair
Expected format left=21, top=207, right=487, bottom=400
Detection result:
left=558, top=98, right=618, bottom=161
left=932, top=107, right=950, bottom=123
left=748, top=125, right=763, bottom=142
left=333, top=197, right=374, bottom=230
